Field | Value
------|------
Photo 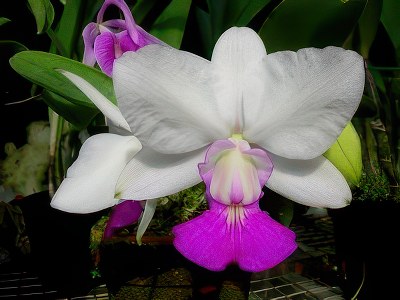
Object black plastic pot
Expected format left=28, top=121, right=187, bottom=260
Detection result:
left=11, top=191, right=107, bottom=298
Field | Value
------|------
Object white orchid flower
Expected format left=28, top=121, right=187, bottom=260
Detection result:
left=51, top=27, right=364, bottom=272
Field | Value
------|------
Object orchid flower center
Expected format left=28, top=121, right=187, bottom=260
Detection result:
left=199, top=136, right=273, bottom=207
left=211, top=138, right=260, bottom=205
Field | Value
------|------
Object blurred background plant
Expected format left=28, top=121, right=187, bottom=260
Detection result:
left=1, top=0, right=399, bottom=220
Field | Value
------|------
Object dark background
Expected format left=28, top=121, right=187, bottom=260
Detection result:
left=0, top=3, right=106, bottom=297
left=0, top=1, right=63, bottom=159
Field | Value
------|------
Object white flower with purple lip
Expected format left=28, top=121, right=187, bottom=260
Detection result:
left=52, top=27, right=365, bottom=272
left=82, top=0, right=162, bottom=76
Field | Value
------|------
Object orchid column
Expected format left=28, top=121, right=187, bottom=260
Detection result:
left=52, top=26, right=365, bottom=272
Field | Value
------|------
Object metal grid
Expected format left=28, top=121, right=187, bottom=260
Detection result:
left=0, top=271, right=110, bottom=299
left=0, top=271, right=58, bottom=299
left=249, top=273, right=344, bottom=300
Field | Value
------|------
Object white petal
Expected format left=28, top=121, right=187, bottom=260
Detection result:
left=116, top=146, right=204, bottom=200
left=59, top=70, right=131, bottom=133
left=266, top=155, right=352, bottom=208
left=136, top=199, right=158, bottom=245
left=113, top=46, right=229, bottom=154
left=211, top=27, right=267, bottom=131
left=51, top=134, right=142, bottom=213
left=244, top=47, right=365, bottom=159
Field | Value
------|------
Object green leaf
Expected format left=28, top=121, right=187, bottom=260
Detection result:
left=150, top=0, right=192, bottom=49
left=27, top=0, right=55, bottom=34
left=258, top=0, right=367, bottom=53
left=0, top=40, right=29, bottom=54
left=222, top=0, right=273, bottom=27
left=195, top=7, right=213, bottom=59
left=132, top=0, right=159, bottom=25
left=343, top=0, right=383, bottom=58
left=207, top=0, right=272, bottom=44
left=357, top=0, right=383, bottom=58
left=42, top=90, right=99, bottom=130
left=82, top=0, right=103, bottom=28
left=235, top=0, right=273, bottom=26
left=52, top=0, right=84, bottom=58
left=0, top=17, right=11, bottom=26
left=381, top=0, right=400, bottom=53
left=9, top=51, right=116, bottom=109
left=324, top=123, right=363, bottom=188
left=207, top=0, right=228, bottom=42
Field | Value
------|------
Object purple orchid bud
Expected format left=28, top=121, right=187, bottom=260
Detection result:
left=82, top=0, right=162, bottom=76
left=103, top=200, right=143, bottom=239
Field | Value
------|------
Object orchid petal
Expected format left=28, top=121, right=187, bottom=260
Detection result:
left=136, top=198, right=158, bottom=245
left=173, top=205, right=235, bottom=271
left=97, top=0, right=133, bottom=24
left=104, top=200, right=143, bottom=239
left=102, top=19, right=127, bottom=30
left=116, top=146, right=204, bottom=200
left=102, top=19, right=162, bottom=48
left=97, top=0, right=139, bottom=43
left=106, top=1, right=161, bottom=47
left=133, top=24, right=165, bottom=47
left=82, top=23, right=99, bottom=66
left=51, top=134, right=142, bottom=213
left=245, top=47, right=365, bottom=159
left=95, top=30, right=141, bottom=76
left=210, top=27, right=267, bottom=132
left=94, top=31, right=118, bottom=76
left=266, top=155, right=352, bottom=208
left=59, top=70, right=131, bottom=133
left=113, top=46, right=229, bottom=154
left=173, top=200, right=296, bottom=272
left=236, top=204, right=297, bottom=272
left=117, top=31, right=139, bottom=53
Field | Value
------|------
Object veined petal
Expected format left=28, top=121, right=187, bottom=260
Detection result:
left=116, top=146, right=204, bottom=200
left=173, top=207, right=235, bottom=271
left=59, top=70, right=131, bottom=134
left=211, top=27, right=267, bottom=132
left=117, top=30, right=139, bottom=53
left=245, top=47, right=365, bottom=159
left=94, top=31, right=118, bottom=76
left=95, top=30, right=142, bottom=76
left=266, top=154, right=352, bottom=208
left=51, top=134, right=142, bottom=213
left=113, top=46, right=229, bottom=154
left=173, top=199, right=296, bottom=272
left=236, top=204, right=297, bottom=272
left=104, top=200, right=143, bottom=239
left=82, top=23, right=99, bottom=66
